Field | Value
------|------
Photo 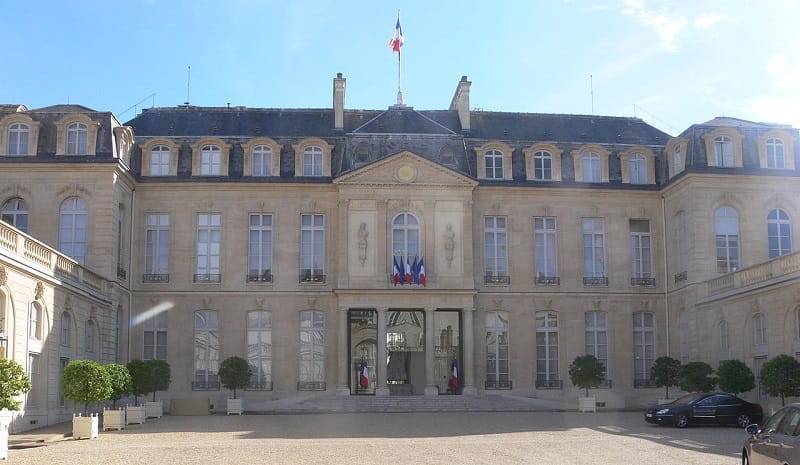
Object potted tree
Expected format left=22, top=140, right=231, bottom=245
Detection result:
left=717, top=359, right=755, bottom=396
left=145, top=360, right=171, bottom=419
left=61, top=360, right=112, bottom=439
left=0, top=359, right=31, bottom=459
left=219, top=356, right=251, bottom=415
left=103, top=363, right=132, bottom=430
left=651, top=356, right=682, bottom=404
left=678, top=361, right=716, bottom=393
left=759, top=354, right=800, bottom=407
left=568, top=355, right=604, bottom=412
left=125, top=359, right=150, bottom=424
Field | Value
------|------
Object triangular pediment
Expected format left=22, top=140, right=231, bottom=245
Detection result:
left=334, top=151, right=477, bottom=187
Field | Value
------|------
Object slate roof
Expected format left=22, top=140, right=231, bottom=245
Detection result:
left=352, top=106, right=457, bottom=135
left=32, top=104, right=99, bottom=113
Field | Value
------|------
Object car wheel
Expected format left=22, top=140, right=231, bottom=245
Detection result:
left=736, top=414, right=750, bottom=428
left=674, top=413, right=688, bottom=428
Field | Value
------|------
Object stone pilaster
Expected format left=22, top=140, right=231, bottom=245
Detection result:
left=336, top=306, right=350, bottom=396
left=424, top=307, right=438, bottom=396
left=375, top=307, right=390, bottom=396
left=462, top=307, right=477, bottom=395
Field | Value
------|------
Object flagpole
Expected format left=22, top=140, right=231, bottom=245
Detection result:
left=396, top=10, right=403, bottom=105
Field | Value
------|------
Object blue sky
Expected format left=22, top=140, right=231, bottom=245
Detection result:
left=3, top=0, right=799, bottom=135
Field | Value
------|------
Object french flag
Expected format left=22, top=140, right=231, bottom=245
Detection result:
left=392, top=256, right=401, bottom=286
left=404, top=256, right=413, bottom=283
left=417, top=257, right=426, bottom=287
left=389, top=17, right=404, bottom=52
left=398, top=256, right=406, bottom=284
left=360, top=360, right=369, bottom=389
left=448, top=359, right=460, bottom=391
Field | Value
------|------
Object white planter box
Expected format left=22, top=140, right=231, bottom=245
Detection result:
left=103, top=408, right=125, bottom=431
left=0, top=409, right=10, bottom=460
left=227, top=398, right=243, bottom=415
left=578, top=396, right=597, bottom=413
left=145, top=401, right=163, bottom=419
left=73, top=414, right=99, bottom=440
left=126, top=406, right=146, bottom=425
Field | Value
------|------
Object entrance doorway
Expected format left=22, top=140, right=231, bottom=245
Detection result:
left=387, top=310, right=425, bottom=395
left=434, top=311, right=462, bottom=394
left=349, top=310, right=376, bottom=395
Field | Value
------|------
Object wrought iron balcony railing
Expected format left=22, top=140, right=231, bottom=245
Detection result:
left=535, top=379, right=563, bottom=389
left=674, top=271, right=688, bottom=283
left=631, top=277, right=656, bottom=286
left=297, top=381, right=326, bottom=391
left=299, top=272, right=326, bottom=284
left=246, top=381, right=273, bottom=391
left=634, top=378, right=657, bottom=388
left=116, top=267, right=127, bottom=280
left=247, top=270, right=273, bottom=283
left=192, top=380, right=220, bottom=391
left=142, top=273, right=169, bottom=283
left=194, top=274, right=222, bottom=284
left=535, top=275, right=560, bottom=285
left=484, top=274, right=510, bottom=285
left=485, top=379, right=513, bottom=390
left=583, top=276, right=608, bottom=286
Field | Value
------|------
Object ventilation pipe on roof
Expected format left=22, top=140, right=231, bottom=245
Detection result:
left=333, top=73, right=346, bottom=130
left=449, top=75, right=471, bottom=133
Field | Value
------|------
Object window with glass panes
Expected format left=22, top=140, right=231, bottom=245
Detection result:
left=630, top=220, right=652, bottom=280
left=768, top=208, right=792, bottom=258
left=143, top=311, right=167, bottom=360
left=753, top=313, right=767, bottom=346
left=676, top=211, right=687, bottom=274
left=583, top=218, right=605, bottom=279
left=150, top=145, right=170, bottom=176
left=678, top=311, right=689, bottom=363
left=714, top=136, right=733, bottom=167
left=200, top=145, right=221, bottom=175
left=299, top=311, right=325, bottom=388
left=85, top=320, right=96, bottom=358
left=194, top=310, right=219, bottom=389
left=629, top=154, right=646, bottom=184
left=7, top=123, right=28, bottom=155
left=59, top=197, right=88, bottom=264
left=391, top=213, right=419, bottom=264
left=29, top=303, right=40, bottom=339
left=581, top=152, right=600, bottom=182
left=300, top=214, right=325, bottom=280
left=767, top=138, right=785, bottom=169
left=1, top=197, right=28, bottom=233
left=60, top=312, right=70, bottom=347
left=673, top=147, right=684, bottom=174
left=196, top=213, right=221, bottom=277
left=248, top=214, right=273, bottom=282
left=715, top=206, right=739, bottom=273
left=534, top=217, right=558, bottom=281
left=533, top=151, right=552, bottom=180
left=484, top=149, right=503, bottom=179
left=145, top=214, right=170, bottom=275
left=485, top=312, right=509, bottom=388
left=719, top=320, right=730, bottom=353
left=633, top=311, right=655, bottom=384
left=247, top=311, right=272, bottom=389
left=252, top=145, right=272, bottom=176
left=27, top=353, right=39, bottom=407
left=585, top=311, right=608, bottom=380
left=535, top=311, right=559, bottom=387
left=59, top=357, right=69, bottom=407
left=303, top=146, right=323, bottom=176
left=484, top=216, right=508, bottom=281
left=66, top=122, right=88, bottom=155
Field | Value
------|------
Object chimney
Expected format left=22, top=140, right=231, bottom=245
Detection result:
left=449, top=75, right=471, bottom=132
left=333, top=73, right=346, bottom=130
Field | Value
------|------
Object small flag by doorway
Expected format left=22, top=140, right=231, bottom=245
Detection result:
left=360, top=359, right=369, bottom=389
left=448, top=359, right=460, bottom=391
left=389, top=17, right=404, bottom=52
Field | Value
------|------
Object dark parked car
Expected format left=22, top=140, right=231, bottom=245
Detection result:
left=645, top=392, right=763, bottom=428
left=742, top=403, right=800, bottom=465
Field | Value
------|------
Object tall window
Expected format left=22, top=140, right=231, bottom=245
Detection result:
left=303, top=146, right=323, bottom=176
left=633, top=311, right=655, bottom=386
left=193, top=310, right=219, bottom=389
left=247, top=311, right=272, bottom=389
left=248, top=214, right=273, bottom=282
left=713, top=136, right=733, bottom=167
left=299, top=311, right=325, bottom=389
left=28, top=303, right=41, bottom=339
left=768, top=208, right=792, bottom=258
left=583, top=218, right=606, bottom=283
left=391, top=212, right=419, bottom=263
left=585, top=311, right=608, bottom=381
left=753, top=313, right=767, bottom=346
left=484, top=149, right=503, bottom=179
left=715, top=206, right=739, bottom=273
left=150, top=145, right=170, bottom=176
left=200, top=145, right=221, bottom=175
left=676, top=211, right=687, bottom=275
left=85, top=320, right=96, bottom=358
left=145, top=214, right=170, bottom=279
left=117, top=208, right=125, bottom=277
left=300, top=214, right=325, bottom=282
left=767, top=138, right=785, bottom=169
left=66, top=122, right=88, bottom=155
left=196, top=213, right=221, bottom=281
left=27, top=353, right=39, bottom=407
left=59, top=197, right=88, bottom=264
left=59, top=358, right=69, bottom=407
left=533, top=151, right=552, bottom=181
left=629, top=154, right=647, bottom=184
left=754, top=356, right=768, bottom=401
left=673, top=146, right=684, bottom=174
left=60, top=312, right=71, bottom=347
left=534, top=217, right=558, bottom=282
left=678, top=311, right=689, bottom=363
left=1, top=197, right=28, bottom=233
left=630, top=220, right=653, bottom=284
left=7, top=123, right=29, bottom=155
left=485, top=312, right=510, bottom=389
left=535, top=311, right=559, bottom=388
left=581, top=152, right=600, bottom=182
left=484, top=216, right=508, bottom=283
left=252, top=145, right=272, bottom=176
left=719, top=320, right=730, bottom=354
left=143, top=311, right=167, bottom=360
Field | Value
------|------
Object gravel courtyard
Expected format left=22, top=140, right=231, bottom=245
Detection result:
left=8, top=411, right=746, bottom=465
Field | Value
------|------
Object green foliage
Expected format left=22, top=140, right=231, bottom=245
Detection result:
left=651, top=356, right=682, bottom=399
left=678, top=361, right=716, bottom=393
left=126, top=359, right=151, bottom=405
left=147, top=360, right=171, bottom=402
left=104, top=363, right=132, bottom=408
left=0, top=358, right=31, bottom=410
left=61, top=360, right=112, bottom=415
left=717, top=359, right=755, bottom=395
left=218, top=356, right=251, bottom=399
left=568, top=355, right=604, bottom=397
left=760, top=354, right=800, bottom=406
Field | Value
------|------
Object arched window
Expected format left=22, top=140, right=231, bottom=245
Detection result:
left=85, top=320, right=96, bottom=358
left=629, top=153, right=647, bottom=184
left=485, top=312, right=510, bottom=389
left=60, top=312, right=71, bottom=347
left=585, top=311, right=608, bottom=380
left=7, top=123, right=29, bottom=155
left=59, top=197, right=88, bottom=265
left=200, top=145, right=221, bottom=175
left=252, top=145, right=272, bottom=176
left=150, top=145, right=170, bottom=176
left=484, top=149, right=503, bottom=179
left=719, top=320, right=730, bottom=353
left=247, top=311, right=272, bottom=389
left=194, top=310, right=220, bottom=389
left=1, top=197, right=28, bottom=233
left=66, top=122, right=88, bottom=155
left=535, top=311, right=559, bottom=387
left=673, top=146, right=684, bottom=175
left=753, top=313, right=767, bottom=346
left=391, top=213, right=420, bottom=263
left=28, top=303, right=41, bottom=340
left=715, top=206, right=739, bottom=273
left=533, top=151, right=552, bottom=181
left=713, top=136, right=733, bottom=167
left=581, top=152, right=600, bottom=182
left=767, top=138, right=785, bottom=169
left=299, top=310, right=325, bottom=389
left=303, top=146, right=323, bottom=176
left=353, top=144, right=370, bottom=166
left=768, top=208, right=792, bottom=258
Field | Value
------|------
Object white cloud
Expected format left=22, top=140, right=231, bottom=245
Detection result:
left=767, top=55, right=788, bottom=75
left=694, top=13, right=738, bottom=29
left=621, top=0, right=688, bottom=52
left=749, top=95, right=800, bottom=127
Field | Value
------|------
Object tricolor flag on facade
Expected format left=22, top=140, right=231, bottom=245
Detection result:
left=404, top=256, right=413, bottom=283
left=392, top=256, right=401, bottom=285
left=389, top=17, right=404, bottom=52
left=398, top=256, right=406, bottom=284
left=417, top=257, right=426, bottom=287
left=448, top=359, right=460, bottom=391
left=360, top=359, right=369, bottom=389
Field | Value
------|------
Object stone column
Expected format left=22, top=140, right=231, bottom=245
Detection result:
left=424, top=307, right=438, bottom=396
left=376, top=307, right=390, bottom=396
left=462, top=307, right=478, bottom=395
left=336, top=306, right=350, bottom=396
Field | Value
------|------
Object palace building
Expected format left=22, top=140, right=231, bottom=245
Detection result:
left=0, top=74, right=798, bottom=432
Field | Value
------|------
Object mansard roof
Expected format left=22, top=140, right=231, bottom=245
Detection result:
left=31, top=104, right=100, bottom=113
left=352, top=106, right=457, bottom=135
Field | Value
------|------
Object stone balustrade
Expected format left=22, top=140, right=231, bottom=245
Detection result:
left=704, top=250, right=800, bottom=298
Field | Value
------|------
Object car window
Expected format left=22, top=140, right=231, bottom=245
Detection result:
left=778, top=408, right=800, bottom=436
left=763, top=408, right=789, bottom=434
left=672, top=393, right=700, bottom=405
left=718, top=395, right=738, bottom=405
left=697, top=396, right=718, bottom=407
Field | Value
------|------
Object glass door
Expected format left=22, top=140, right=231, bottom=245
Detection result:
left=349, top=310, right=376, bottom=395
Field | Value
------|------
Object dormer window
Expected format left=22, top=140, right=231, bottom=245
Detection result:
left=7, top=123, right=28, bottom=155
left=475, top=142, right=513, bottom=180
left=582, top=152, right=600, bottom=182
left=150, top=145, right=170, bottom=176
left=484, top=149, right=504, bottom=179
left=766, top=138, right=785, bottom=169
left=714, top=136, right=733, bottom=167
left=533, top=151, right=552, bottom=181
left=674, top=147, right=684, bottom=174
left=304, top=146, right=323, bottom=176
left=628, top=154, right=646, bottom=184
left=524, top=143, right=563, bottom=181
left=252, top=145, right=273, bottom=176
left=66, top=122, right=88, bottom=155
left=200, top=145, right=221, bottom=175
left=292, top=138, right=332, bottom=178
